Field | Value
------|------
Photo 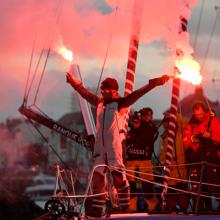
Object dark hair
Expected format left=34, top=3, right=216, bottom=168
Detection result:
left=100, top=77, right=119, bottom=91
left=192, top=102, right=206, bottom=112
left=132, top=111, right=140, bottom=121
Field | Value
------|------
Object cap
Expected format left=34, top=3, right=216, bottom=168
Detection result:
left=139, top=107, right=153, bottom=116
left=100, top=77, right=119, bottom=91
left=161, top=116, right=170, bottom=123
left=132, top=112, right=140, bottom=122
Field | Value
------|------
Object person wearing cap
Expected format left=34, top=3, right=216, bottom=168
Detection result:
left=139, top=107, right=154, bottom=123
left=125, top=111, right=154, bottom=212
left=66, top=72, right=170, bottom=217
left=131, top=107, right=159, bottom=211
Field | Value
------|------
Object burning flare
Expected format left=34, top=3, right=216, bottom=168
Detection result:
left=57, top=46, right=73, bottom=62
left=175, top=57, right=202, bottom=85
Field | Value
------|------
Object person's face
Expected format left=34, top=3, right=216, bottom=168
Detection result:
left=193, top=107, right=205, bottom=122
left=101, top=88, right=113, bottom=99
left=162, top=121, right=169, bottom=130
left=132, top=119, right=140, bottom=128
left=141, top=112, right=152, bottom=122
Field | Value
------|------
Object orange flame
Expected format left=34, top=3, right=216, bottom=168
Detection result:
left=57, top=46, right=73, bottom=62
left=175, top=58, right=202, bottom=85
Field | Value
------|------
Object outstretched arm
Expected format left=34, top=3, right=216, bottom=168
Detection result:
left=66, top=72, right=99, bottom=106
left=118, top=75, right=170, bottom=109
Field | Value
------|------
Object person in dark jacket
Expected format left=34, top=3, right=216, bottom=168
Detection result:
left=125, top=108, right=159, bottom=212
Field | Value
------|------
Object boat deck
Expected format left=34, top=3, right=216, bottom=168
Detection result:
left=103, top=213, right=220, bottom=219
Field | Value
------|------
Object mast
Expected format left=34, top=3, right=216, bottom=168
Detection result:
left=123, top=0, right=144, bottom=131
left=161, top=16, right=188, bottom=209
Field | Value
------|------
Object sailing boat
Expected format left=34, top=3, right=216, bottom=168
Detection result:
left=25, top=172, right=56, bottom=209
left=18, top=0, right=220, bottom=219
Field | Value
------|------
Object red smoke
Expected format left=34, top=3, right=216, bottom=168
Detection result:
left=0, top=0, right=198, bottom=121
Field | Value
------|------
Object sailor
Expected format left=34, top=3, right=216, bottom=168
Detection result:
left=125, top=109, right=158, bottom=212
left=66, top=71, right=169, bottom=217
left=157, top=112, right=188, bottom=212
left=183, top=102, right=220, bottom=211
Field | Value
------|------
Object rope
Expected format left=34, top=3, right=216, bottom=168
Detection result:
left=23, top=35, right=37, bottom=104
left=27, top=118, right=69, bottom=169
left=53, top=192, right=108, bottom=199
left=25, top=0, right=64, bottom=105
left=52, top=163, right=220, bottom=202
left=30, top=104, right=52, bottom=119
left=109, top=164, right=220, bottom=200
left=44, top=161, right=220, bottom=219
left=33, top=48, right=51, bottom=105
left=25, top=47, right=46, bottom=103
left=124, top=165, right=220, bottom=189
left=95, top=2, right=119, bottom=95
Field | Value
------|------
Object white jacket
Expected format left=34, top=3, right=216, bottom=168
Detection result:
left=93, top=101, right=125, bottom=173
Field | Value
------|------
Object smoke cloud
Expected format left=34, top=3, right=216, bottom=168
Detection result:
left=0, top=0, right=206, bottom=121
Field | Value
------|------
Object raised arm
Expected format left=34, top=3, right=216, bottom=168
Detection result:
left=66, top=72, right=99, bottom=106
left=118, top=75, right=170, bottom=109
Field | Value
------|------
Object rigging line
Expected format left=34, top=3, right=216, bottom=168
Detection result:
left=27, top=105, right=90, bottom=162
left=201, top=6, right=220, bottom=73
left=23, top=35, right=37, bottom=105
left=33, top=48, right=51, bottom=105
left=28, top=118, right=69, bottom=169
left=26, top=45, right=47, bottom=102
left=95, top=3, right=119, bottom=95
left=27, top=0, right=64, bottom=105
left=31, top=103, right=52, bottom=119
left=23, top=0, right=63, bottom=103
left=72, top=145, right=82, bottom=186
left=193, top=0, right=205, bottom=49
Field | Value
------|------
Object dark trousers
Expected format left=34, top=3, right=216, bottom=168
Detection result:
left=85, top=170, right=130, bottom=217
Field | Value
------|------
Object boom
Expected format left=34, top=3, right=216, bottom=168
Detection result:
left=18, top=105, right=94, bottom=151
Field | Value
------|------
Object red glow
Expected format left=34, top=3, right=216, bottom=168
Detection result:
left=57, top=46, right=73, bottom=62
left=175, top=57, right=202, bottom=85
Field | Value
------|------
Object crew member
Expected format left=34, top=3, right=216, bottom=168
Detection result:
left=66, top=72, right=169, bottom=217
left=183, top=102, right=220, bottom=212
